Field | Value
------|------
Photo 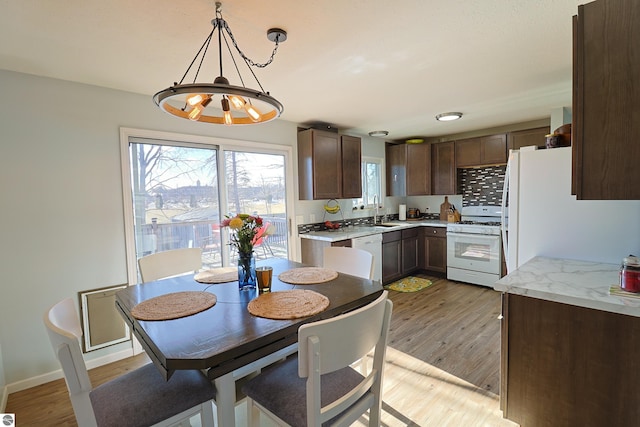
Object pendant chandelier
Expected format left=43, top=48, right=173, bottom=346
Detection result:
left=153, top=2, right=286, bottom=125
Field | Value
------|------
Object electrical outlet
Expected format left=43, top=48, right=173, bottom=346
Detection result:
left=309, top=213, right=316, bottom=223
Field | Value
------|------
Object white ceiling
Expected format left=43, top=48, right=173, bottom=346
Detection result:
left=0, top=0, right=583, bottom=140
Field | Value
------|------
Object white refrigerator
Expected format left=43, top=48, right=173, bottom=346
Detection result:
left=502, top=146, right=640, bottom=273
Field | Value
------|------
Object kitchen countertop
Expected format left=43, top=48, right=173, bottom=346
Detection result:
left=494, top=256, right=640, bottom=317
left=299, top=219, right=449, bottom=242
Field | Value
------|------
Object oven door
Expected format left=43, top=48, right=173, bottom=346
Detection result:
left=447, top=232, right=501, bottom=275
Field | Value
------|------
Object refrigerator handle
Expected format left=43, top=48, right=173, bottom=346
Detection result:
left=501, top=152, right=512, bottom=272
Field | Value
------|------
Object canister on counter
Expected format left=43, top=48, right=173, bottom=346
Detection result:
left=620, top=255, right=640, bottom=292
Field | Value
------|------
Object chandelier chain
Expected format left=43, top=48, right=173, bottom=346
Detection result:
left=219, top=19, right=281, bottom=68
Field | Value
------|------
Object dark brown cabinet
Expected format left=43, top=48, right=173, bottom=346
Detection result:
left=382, top=228, right=420, bottom=284
left=501, top=293, right=640, bottom=426
left=401, top=228, right=419, bottom=274
left=507, top=126, right=549, bottom=151
left=385, top=143, right=431, bottom=196
left=455, top=134, right=507, bottom=167
left=382, top=231, right=402, bottom=284
left=340, top=135, right=362, bottom=198
left=572, top=0, right=640, bottom=200
left=419, top=226, right=447, bottom=273
left=431, top=141, right=456, bottom=195
left=297, top=129, right=361, bottom=200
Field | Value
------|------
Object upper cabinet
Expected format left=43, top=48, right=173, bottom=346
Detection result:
left=386, top=143, right=431, bottom=196
left=431, top=141, right=456, bottom=195
left=572, top=0, right=640, bottom=200
left=455, top=134, right=507, bottom=167
left=297, top=129, right=362, bottom=200
left=507, top=126, right=549, bottom=151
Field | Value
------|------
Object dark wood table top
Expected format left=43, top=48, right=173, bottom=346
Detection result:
left=115, top=258, right=383, bottom=380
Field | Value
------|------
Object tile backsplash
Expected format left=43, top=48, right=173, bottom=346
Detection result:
left=458, top=165, right=506, bottom=206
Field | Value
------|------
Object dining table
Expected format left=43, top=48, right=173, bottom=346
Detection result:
left=115, top=257, right=383, bottom=427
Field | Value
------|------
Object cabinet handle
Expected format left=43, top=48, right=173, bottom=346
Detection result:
left=433, top=230, right=437, bottom=234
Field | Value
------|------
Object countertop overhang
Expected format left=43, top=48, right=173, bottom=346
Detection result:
left=494, top=256, right=640, bottom=317
left=299, top=220, right=449, bottom=242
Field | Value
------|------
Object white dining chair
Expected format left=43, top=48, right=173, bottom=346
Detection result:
left=138, top=247, right=202, bottom=283
left=323, top=246, right=374, bottom=280
left=44, top=297, right=216, bottom=427
left=242, top=290, right=393, bottom=427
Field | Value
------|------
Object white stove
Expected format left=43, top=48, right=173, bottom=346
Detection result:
left=446, top=206, right=505, bottom=287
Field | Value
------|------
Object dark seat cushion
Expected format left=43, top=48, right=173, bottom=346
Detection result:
left=90, top=364, right=215, bottom=427
left=241, top=356, right=365, bottom=427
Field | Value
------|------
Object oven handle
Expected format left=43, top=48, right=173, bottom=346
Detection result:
left=446, top=232, right=500, bottom=240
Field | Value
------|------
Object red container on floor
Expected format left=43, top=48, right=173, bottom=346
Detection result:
left=620, top=256, right=640, bottom=292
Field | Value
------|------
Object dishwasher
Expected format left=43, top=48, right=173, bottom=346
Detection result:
left=351, top=233, right=383, bottom=283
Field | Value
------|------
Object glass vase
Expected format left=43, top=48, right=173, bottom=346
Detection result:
left=237, top=251, right=257, bottom=290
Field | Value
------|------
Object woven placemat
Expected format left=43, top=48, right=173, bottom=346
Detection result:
left=194, top=267, right=238, bottom=284
left=131, top=291, right=217, bottom=321
left=278, top=267, right=338, bottom=285
left=247, top=290, right=330, bottom=319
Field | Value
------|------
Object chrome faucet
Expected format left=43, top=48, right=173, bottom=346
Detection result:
left=373, top=195, right=379, bottom=224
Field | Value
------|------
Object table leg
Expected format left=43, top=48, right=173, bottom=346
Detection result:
left=214, top=372, right=237, bottom=427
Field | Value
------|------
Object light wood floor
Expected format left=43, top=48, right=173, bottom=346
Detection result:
left=6, top=275, right=518, bottom=426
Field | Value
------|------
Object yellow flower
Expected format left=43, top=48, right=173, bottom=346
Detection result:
left=229, top=217, right=244, bottom=229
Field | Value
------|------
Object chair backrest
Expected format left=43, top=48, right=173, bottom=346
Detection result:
left=298, top=291, right=392, bottom=426
left=323, top=246, right=374, bottom=280
left=44, top=298, right=97, bottom=426
left=138, top=247, right=202, bottom=283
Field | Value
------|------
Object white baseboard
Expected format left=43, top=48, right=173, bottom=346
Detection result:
left=6, top=348, right=134, bottom=395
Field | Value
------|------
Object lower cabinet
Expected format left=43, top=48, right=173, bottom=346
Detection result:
left=382, top=229, right=420, bottom=284
left=301, top=238, right=351, bottom=267
left=501, top=293, right=640, bottom=426
left=382, top=231, right=402, bottom=284
left=419, top=227, right=447, bottom=273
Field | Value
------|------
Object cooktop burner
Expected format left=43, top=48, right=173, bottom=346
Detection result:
left=459, top=220, right=501, bottom=226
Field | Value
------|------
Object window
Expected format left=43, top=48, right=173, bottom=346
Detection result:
left=353, top=157, right=383, bottom=208
left=120, top=128, right=295, bottom=284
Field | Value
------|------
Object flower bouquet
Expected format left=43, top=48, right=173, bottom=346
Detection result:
left=221, top=214, right=263, bottom=289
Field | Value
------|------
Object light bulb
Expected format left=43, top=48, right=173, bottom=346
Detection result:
left=186, top=93, right=205, bottom=106
left=244, top=103, right=262, bottom=122
left=221, top=98, right=233, bottom=125
left=187, top=96, right=212, bottom=121
left=228, top=95, right=246, bottom=110
left=188, top=104, right=204, bottom=121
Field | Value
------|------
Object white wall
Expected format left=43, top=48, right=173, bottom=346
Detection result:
left=0, top=70, right=300, bottom=388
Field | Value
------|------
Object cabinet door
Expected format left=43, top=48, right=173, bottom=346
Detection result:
left=401, top=228, right=419, bottom=274
left=401, top=235, right=419, bottom=274
left=481, top=134, right=507, bottom=165
left=424, top=236, right=446, bottom=273
left=313, top=131, right=341, bottom=199
left=298, top=129, right=341, bottom=200
left=406, top=143, right=431, bottom=196
left=573, top=0, right=640, bottom=200
left=507, top=127, right=549, bottom=150
left=386, top=144, right=406, bottom=196
left=455, top=138, right=481, bottom=167
left=382, top=240, right=402, bottom=283
left=431, top=141, right=456, bottom=195
left=340, top=135, right=362, bottom=198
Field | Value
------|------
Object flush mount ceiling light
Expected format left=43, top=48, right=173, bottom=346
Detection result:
left=153, top=2, right=286, bottom=125
left=435, top=112, right=463, bottom=122
left=368, top=130, right=389, bottom=137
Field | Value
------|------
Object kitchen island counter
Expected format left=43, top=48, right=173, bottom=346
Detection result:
left=494, top=256, right=640, bottom=317
left=496, top=256, right=640, bottom=426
